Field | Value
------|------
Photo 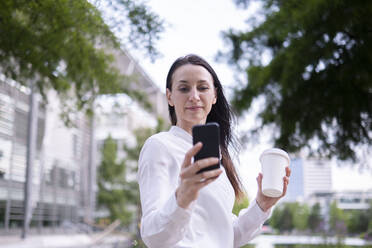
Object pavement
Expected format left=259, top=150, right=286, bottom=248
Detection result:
left=0, top=233, right=131, bottom=248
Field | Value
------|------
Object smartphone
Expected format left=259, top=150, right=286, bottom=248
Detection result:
left=192, top=122, right=220, bottom=174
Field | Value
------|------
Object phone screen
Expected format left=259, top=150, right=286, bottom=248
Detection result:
left=192, top=122, right=220, bottom=173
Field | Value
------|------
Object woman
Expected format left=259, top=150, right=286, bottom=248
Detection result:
left=138, top=54, right=290, bottom=247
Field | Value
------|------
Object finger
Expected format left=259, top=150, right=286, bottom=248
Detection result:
left=181, top=142, right=202, bottom=169
left=256, top=173, right=263, bottom=192
left=180, top=157, right=218, bottom=180
left=284, top=176, right=289, bottom=185
left=192, top=169, right=222, bottom=183
left=196, top=176, right=219, bottom=189
left=285, top=167, right=291, bottom=177
left=185, top=157, right=219, bottom=176
left=282, top=176, right=289, bottom=196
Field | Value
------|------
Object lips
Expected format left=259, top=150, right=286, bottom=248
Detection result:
left=186, top=106, right=203, bottom=110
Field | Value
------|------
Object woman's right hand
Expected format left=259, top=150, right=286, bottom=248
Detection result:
left=175, top=142, right=222, bottom=209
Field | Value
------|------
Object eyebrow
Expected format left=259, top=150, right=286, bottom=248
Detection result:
left=177, top=79, right=209, bottom=84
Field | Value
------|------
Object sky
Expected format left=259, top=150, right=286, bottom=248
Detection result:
left=132, top=0, right=254, bottom=96
left=131, top=0, right=372, bottom=198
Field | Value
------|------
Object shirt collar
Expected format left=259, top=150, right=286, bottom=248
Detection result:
left=170, top=126, right=192, bottom=144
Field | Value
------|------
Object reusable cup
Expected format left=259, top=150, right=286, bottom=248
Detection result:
left=259, top=148, right=290, bottom=197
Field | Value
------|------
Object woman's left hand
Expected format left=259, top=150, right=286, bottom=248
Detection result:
left=255, top=166, right=291, bottom=212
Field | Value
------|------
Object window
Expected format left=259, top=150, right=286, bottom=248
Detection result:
left=72, top=134, right=78, bottom=158
left=14, top=109, right=28, bottom=145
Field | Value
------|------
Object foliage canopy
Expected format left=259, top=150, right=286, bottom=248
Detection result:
left=222, top=0, right=372, bottom=161
left=0, top=0, right=163, bottom=123
left=97, top=135, right=137, bottom=225
left=97, top=118, right=168, bottom=227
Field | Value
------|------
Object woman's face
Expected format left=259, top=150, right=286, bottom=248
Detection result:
left=167, top=64, right=217, bottom=132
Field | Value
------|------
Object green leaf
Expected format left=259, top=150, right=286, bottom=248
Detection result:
left=221, top=0, right=372, bottom=161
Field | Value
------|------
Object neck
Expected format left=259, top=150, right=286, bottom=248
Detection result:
left=176, top=119, right=207, bottom=135
left=176, top=123, right=192, bottom=135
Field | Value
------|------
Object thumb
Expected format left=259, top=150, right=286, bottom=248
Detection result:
left=181, top=142, right=202, bottom=169
left=256, top=173, right=263, bottom=192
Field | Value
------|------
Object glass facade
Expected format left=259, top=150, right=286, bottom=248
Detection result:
left=0, top=79, right=92, bottom=233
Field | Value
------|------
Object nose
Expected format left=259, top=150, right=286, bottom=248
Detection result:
left=189, top=87, right=200, bottom=101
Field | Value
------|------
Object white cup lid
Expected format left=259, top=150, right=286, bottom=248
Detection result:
left=259, top=148, right=290, bottom=165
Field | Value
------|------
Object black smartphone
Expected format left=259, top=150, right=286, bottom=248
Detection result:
left=192, top=122, right=220, bottom=174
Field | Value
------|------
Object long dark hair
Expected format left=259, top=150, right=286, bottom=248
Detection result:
left=166, top=54, right=244, bottom=199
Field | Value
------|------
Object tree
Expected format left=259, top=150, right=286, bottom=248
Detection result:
left=269, top=204, right=282, bottom=232
left=308, top=203, right=323, bottom=233
left=97, top=117, right=167, bottom=246
left=329, top=201, right=347, bottom=236
left=94, top=0, right=164, bottom=62
left=97, top=135, right=137, bottom=225
left=280, top=204, right=294, bottom=232
left=292, top=202, right=310, bottom=232
left=121, top=118, right=168, bottom=244
left=367, top=201, right=372, bottom=240
left=232, top=194, right=250, bottom=216
left=366, top=208, right=372, bottom=240
left=269, top=203, right=294, bottom=233
left=221, top=0, right=372, bottom=161
left=0, top=0, right=163, bottom=124
left=346, top=209, right=370, bottom=235
left=97, top=135, right=133, bottom=225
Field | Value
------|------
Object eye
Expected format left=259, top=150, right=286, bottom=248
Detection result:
left=198, top=86, right=210, bottom=91
left=178, top=86, right=189, bottom=93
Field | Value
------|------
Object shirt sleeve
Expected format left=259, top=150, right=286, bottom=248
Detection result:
left=232, top=199, right=271, bottom=248
left=138, top=137, right=192, bottom=248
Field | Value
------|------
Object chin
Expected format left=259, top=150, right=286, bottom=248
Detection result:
left=183, top=114, right=207, bottom=125
left=190, top=119, right=206, bottom=126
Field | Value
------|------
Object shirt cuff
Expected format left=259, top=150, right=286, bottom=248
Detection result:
left=250, top=198, right=272, bottom=221
left=160, top=191, right=193, bottom=226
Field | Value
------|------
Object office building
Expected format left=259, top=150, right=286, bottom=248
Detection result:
left=284, top=157, right=333, bottom=202
left=0, top=46, right=164, bottom=234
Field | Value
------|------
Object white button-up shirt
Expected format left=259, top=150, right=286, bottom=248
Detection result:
left=138, top=126, right=270, bottom=248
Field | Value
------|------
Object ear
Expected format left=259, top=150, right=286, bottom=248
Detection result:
left=213, top=87, right=217, bottom=104
left=166, top=88, right=174, bottom=107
